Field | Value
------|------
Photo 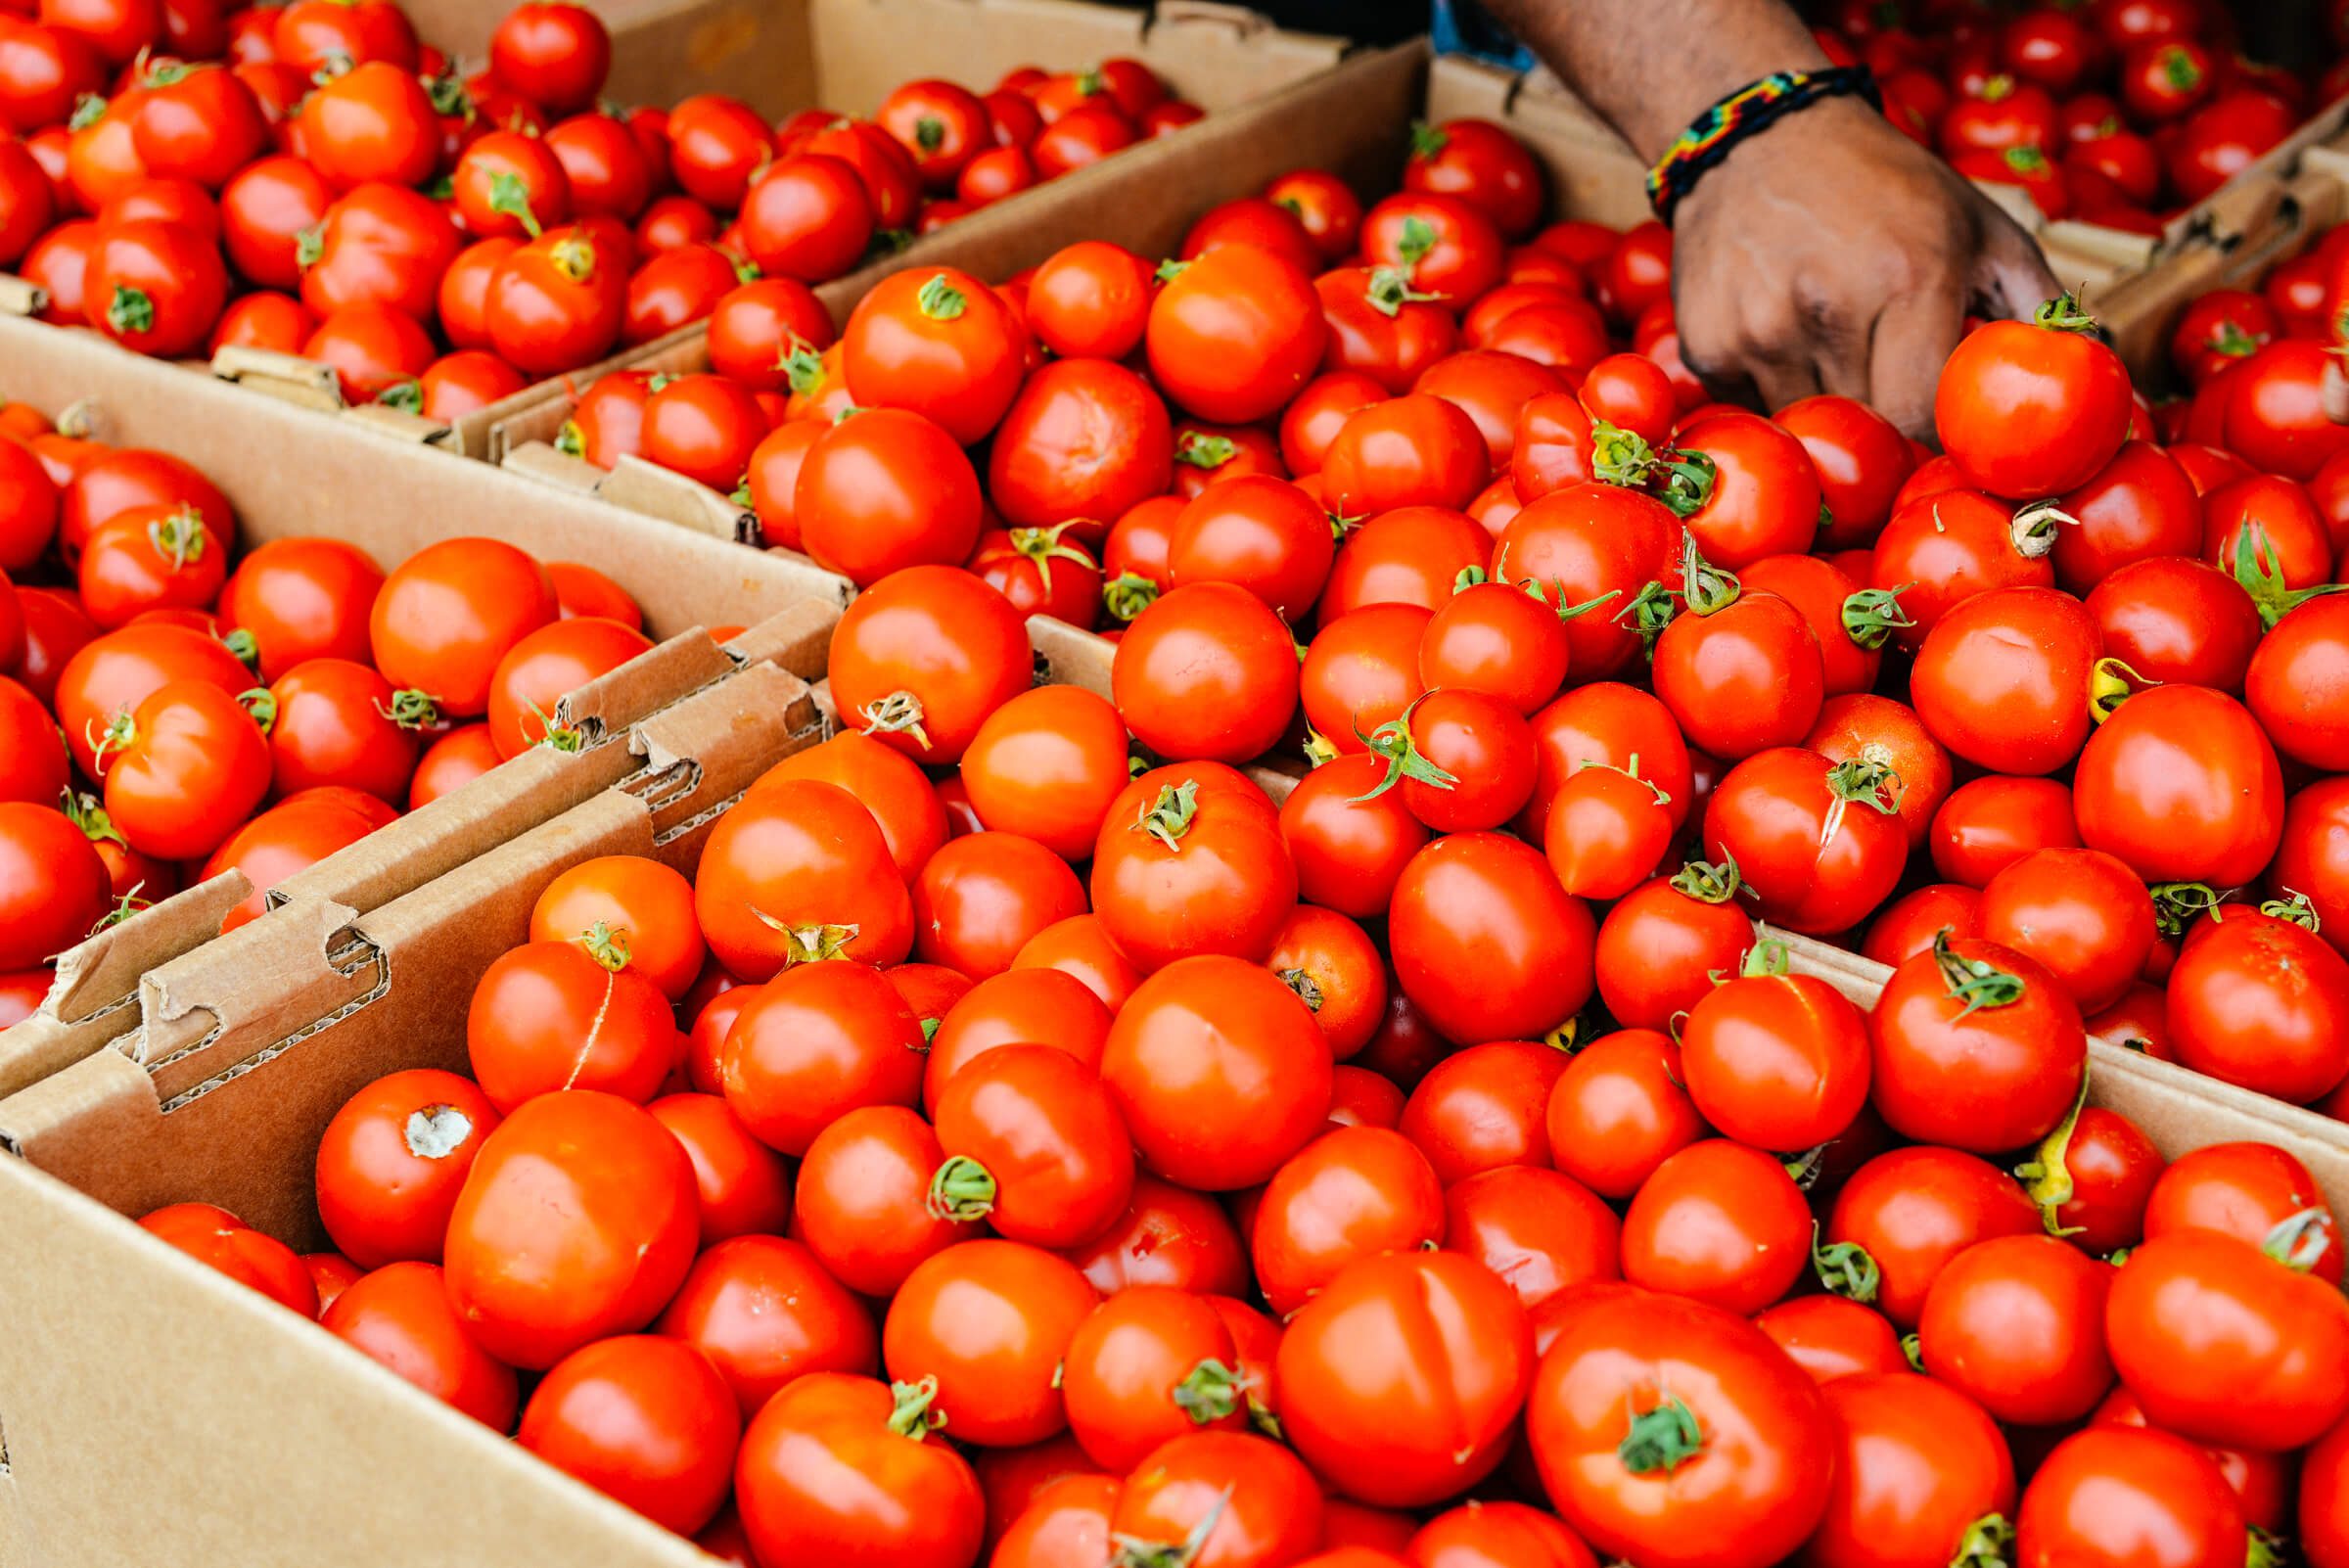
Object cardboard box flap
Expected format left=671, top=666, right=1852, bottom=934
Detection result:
left=0, top=314, right=830, bottom=641
left=46, top=872, right=253, bottom=1026
left=502, top=438, right=607, bottom=493
left=600, top=453, right=757, bottom=542
left=1030, top=614, right=1115, bottom=696
left=724, top=595, right=845, bottom=678
left=1142, top=0, right=1347, bottom=101
left=0, top=1155, right=714, bottom=1568
left=631, top=662, right=819, bottom=787
left=0, top=871, right=254, bottom=1102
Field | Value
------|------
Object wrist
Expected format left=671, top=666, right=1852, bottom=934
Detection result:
left=1647, top=69, right=1884, bottom=225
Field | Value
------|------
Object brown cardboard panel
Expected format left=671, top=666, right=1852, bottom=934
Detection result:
left=0, top=873, right=253, bottom=1102
left=1029, top=613, right=1115, bottom=697
left=1776, top=929, right=2349, bottom=1214
left=0, top=1154, right=711, bottom=1568
left=0, top=672, right=820, bottom=1234
left=0, top=315, right=825, bottom=639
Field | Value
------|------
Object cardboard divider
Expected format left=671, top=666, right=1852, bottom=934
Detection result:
left=0, top=664, right=824, bottom=1566
left=2096, top=136, right=2349, bottom=389
left=1776, top=928, right=2349, bottom=1213
left=0, top=324, right=846, bottom=1095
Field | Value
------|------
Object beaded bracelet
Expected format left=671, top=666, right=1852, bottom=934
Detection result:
left=1644, top=65, right=1883, bottom=224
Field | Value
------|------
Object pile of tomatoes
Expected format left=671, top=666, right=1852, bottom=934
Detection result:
left=1812, top=0, right=2325, bottom=227
left=0, top=394, right=665, bottom=1021
left=58, top=59, right=2349, bottom=1568
left=0, top=0, right=1195, bottom=419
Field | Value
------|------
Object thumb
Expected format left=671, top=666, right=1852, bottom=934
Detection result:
left=1971, top=207, right=2065, bottom=323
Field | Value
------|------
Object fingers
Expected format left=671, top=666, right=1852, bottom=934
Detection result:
left=1749, top=355, right=1825, bottom=412
left=1974, top=210, right=2066, bottom=322
left=1865, top=275, right=1967, bottom=442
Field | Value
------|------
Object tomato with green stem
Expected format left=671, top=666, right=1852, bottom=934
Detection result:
left=2074, top=683, right=2283, bottom=890
left=95, top=679, right=269, bottom=861
left=843, top=267, right=1027, bottom=445
left=76, top=502, right=226, bottom=629
left=1060, top=1287, right=1249, bottom=1474
left=260, top=657, right=423, bottom=804
left=1870, top=933, right=2086, bottom=1155
left=0, top=801, right=110, bottom=971
left=1652, top=546, right=1824, bottom=761
left=1543, top=755, right=1675, bottom=899
left=735, top=1374, right=985, bottom=1568
left=930, top=1044, right=1133, bottom=1250
left=794, top=1106, right=979, bottom=1298
left=2143, top=1141, right=2341, bottom=1285
left=1681, top=951, right=1871, bottom=1152
left=1276, top=751, right=1429, bottom=921
left=1544, top=1028, right=1705, bottom=1201
left=86, top=218, right=227, bottom=358
left=1703, top=747, right=1906, bottom=935
left=1147, top=242, right=1327, bottom=426
left=368, top=537, right=557, bottom=718
left=2163, top=914, right=2349, bottom=1104
left=882, top=1238, right=1098, bottom=1448
left=1089, top=763, right=1294, bottom=976
left=695, top=776, right=913, bottom=979
left=1112, top=1431, right=1324, bottom=1568
left=829, top=565, right=1031, bottom=767
left=487, top=223, right=626, bottom=377
left=1527, top=1289, right=1831, bottom=1568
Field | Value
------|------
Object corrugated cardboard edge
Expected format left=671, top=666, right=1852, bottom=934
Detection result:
left=1775, top=927, right=2349, bottom=1212
left=0, top=669, right=821, bottom=1224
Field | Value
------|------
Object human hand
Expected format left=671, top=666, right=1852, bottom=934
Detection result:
left=1669, top=97, right=2064, bottom=438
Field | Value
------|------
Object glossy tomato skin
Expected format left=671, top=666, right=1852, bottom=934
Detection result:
left=829, top=565, right=1031, bottom=767
left=1935, top=309, right=2132, bottom=500
left=2016, top=1426, right=2245, bottom=1568
left=1911, top=586, right=2100, bottom=776
left=654, top=1234, right=877, bottom=1417
left=1826, top=1146, right=2042, bottom=1329
left=734, top=1372, right=986, bottom=1568
left=1680, top=972, right=1869, bottom=1152
left=1619, top=1139, right=1813, bottom=1314
left=2074, top=683, right=2283, bottom=890
left=1918, top=1234, right=2114, bottom=1427
left=1277, top=753, right=1430, bottom=921
left=1753, top=1295, right=1907, bottom=1385
left=1112, top=1430, right=1325, bottom=1568
left=1592, top=873, right=1754, bottom=1033
left=1090, top=762, right=1295, bottom=974
left=2164, top=916, right=2349, bottom=1104
left=1978, top=847, right=2157, bottom=1014
left=314, top=1068, right=501, bottom=1269
left=2085, top=557, right=2259, bottom=693
left=882, top=1238, right=1099, bottom=1448
left=1254, top=1127, right=1443, bottom=1316
left=1803, top=1371, right=2015, bottom=1568
left=323, top=1261, right=519, bottom=1429
left=0, top=799, right=109, bottom=970
left=721, top=958, right=925, bottom=1154
left=1101, top=955, right=1331, bottom=1193
left=368, top=537, right=557, bottom=718
left=1703, top=747, right=1906, bottom=935
left=440, top=1090, right=699, bottom=1370
left=795, top=1105, right=978, bottom=1298
left=1147, top=242, right=1327, bottom=425
left=138, top=1203, right=318, bottom=1314
left=1543, top=1029, right=1705, bottom=1200
left=1527, top=1288, right=1831, bottom=1568
left=2247, top=596, right=2349, bottom=771
left=1277, top=1250, right=1533, bottom=1507
left=1871, top=936, right=2086, bottom=1155
left=1113, top=582, right=1298, bottom=765
left=2303, top=1415, right=2349, bottom=1567
left=1389, top=831, right=1594, bottom=1044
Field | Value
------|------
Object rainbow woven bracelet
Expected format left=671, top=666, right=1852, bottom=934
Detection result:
left=1645, top=65, right=1883, bottom=224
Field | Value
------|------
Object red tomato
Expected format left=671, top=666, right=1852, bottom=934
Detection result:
left=1918, top=1234, right=2113, bottom=1426
left=2074, top=684, right=2282, bottom=889
left=466, top=937, right=677, bottom=1111
left=1934, top=298, right=2132, bottom=500
left=828, top=565, right=1031, bottom=766
left=1278, top=1250, right=1532, bottom=1506
left=323, top=1260, right=518, bottom=1428
left=654, top=1234, right=877, bottom=1415
left=441, top=1090, right=699, bottom=1369
left=1804, top=1372, right=2015, bottom=1568
left=718, top=953, right=924, bottom=1153
left=2017, top=1426, right=2244, bottom=1568
left=1527, top=1288, right=1831, bottom=1568
left=1100, top=955, right=1330, bottom=1192
left=1147, top=243, right=1327, bottom=425
left=1826, top=1147, right=2043, bottom=1330
left=1703, top=747, right=1905, bottom=935
left=1389, top=831, right=1594, bottom=1043
left=882, top=1237, right=1098, bottom=1447
left=487, top=1, right=610, bottom=115
left=1113, top=582, right=1299, bottom=765
left=367, top=536, right=556, bottom=717
left=138, top=1202, right=317, bottom=1314
left=1871, top=934, right=2086, bottom=1155
left=735, top=1373, right=984, bottom=1568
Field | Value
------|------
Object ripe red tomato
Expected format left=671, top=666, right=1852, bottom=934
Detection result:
left=1620, top=1139, right=1814, bottom=1314
left=654, top=1234, right=877, bottom=1415
left=1826, top=1149, right=2043, bottom=1330
left=368, top=536, right=557, bottom=717
left=2073, top=684, right=2282, bottom=889
left=1389, top=830, right=1593, bottom=1043
left=882, top=1237, right=1098, bottom=1446
left=2107, top=1228, right=2349, bottom=1451
left=466, top=937, right=677, bottom=1111
left=2165, top=915, right=2349, bottom=1104
left=1918, top=1234, right=2114, bottom=1426
left=1543, top=1028, right=1705, bottom=1199
left=489, top=224, right=627, bottom=377
left=1804, top=1372, right=2015, bottom=1568
left=2017, top=1426, right=2244, bottom=1568
left=97, top=678, right=269, bottom=861
left=1278, top=1250, right=1532, bottom=1506
left=736, top=1373, right=984, bottom=1568
left=1101, top=954, right=1330, bottom=1191
left=1871, top=934, right=2086, bottom=1155
left=441, top=1089, right=699, bottom=1369
left=1527, top=1288, right=1830, bottom=1568
left=829, top=565, right=1030, bottom=766
left=1113, top=582, right=1298, bottom=765
left=1148, top=243, right=1327, bottom=425
left=795, top=1104, right=979, bottom=1297
left=1704, top=747, right=1905, bottom=934
left=298, top=60, right=438, bottom=190
left=1252, top=1126, right=1443, bottom=1315
left=86, top=217, right=227, bottom=357
left=1681, top=966, right=1869, bottom=1151
left=138, top=1202, right=317, bottom=1314
left=718, top=945, right=924, bottom=1153
left=842, top=267, right=1027, bottom=446
left=1935, top=299, right=2132, bottom=500
left=323, top=1260, right=518, bottom=1429
left=488, top=1, right=610, bottom=115
left=519, top=1335, right=738, bottom=1536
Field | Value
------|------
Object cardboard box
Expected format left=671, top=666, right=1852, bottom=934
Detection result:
left=0, top=0, right=1350, bottom=460
left=2094, top=132, right=2349, bottom=389
left=0, top=659, right=826, bottom=1568
left=0, top=314, right=843, bottom=1098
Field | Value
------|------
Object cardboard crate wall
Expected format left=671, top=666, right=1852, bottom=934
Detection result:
left=0, top=664, right=824, bottom=1568
left=0, top=317, right=842, bottom=1098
